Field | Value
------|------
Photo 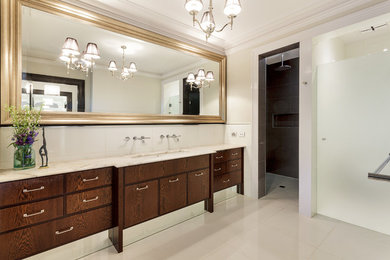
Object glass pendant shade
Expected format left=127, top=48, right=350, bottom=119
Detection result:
left=128, top=62, right=137, bottom=73
left=197, top=69, right=206, bottom=80
left=200, top=11, right=215, bottom=31
left=83, top=43, right=100, bottom=60
left=62, top=37, right=80, bottom=56
left=224, top=0, right=242, bottom=17
left=205, top=71, right=215, bottom=81
left=185, top=0, right=203, bottom=14
left=108, top=61, right=118, bottom=72
left=187, top=73, right=196, bottom=83
left=121, top=67, right=130, bottom=77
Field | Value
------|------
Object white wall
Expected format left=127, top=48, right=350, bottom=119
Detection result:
left=227, top=1, right=390, bottom=217
left=92, top=68, right=161, bottom=114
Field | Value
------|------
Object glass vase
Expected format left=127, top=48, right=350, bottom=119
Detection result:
left=14, top=145, right=36, bottom=170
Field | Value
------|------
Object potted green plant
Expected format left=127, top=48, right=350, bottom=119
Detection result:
left=7, top=106, right=41, bottom=170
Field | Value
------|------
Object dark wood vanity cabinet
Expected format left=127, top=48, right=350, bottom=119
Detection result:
left=213, top=148, right=244, bottom=194
left=125, top=180, right=159, bottom=227
left=0, top=167, right=114, bottom=260
left=123, top=155, right=213, bottom=228
left=0, top=148, right=243, bottom=259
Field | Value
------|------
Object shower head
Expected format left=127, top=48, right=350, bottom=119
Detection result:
left=275, top=53, right=291, bottom=71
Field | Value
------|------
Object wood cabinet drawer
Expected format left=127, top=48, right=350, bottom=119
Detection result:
left=226, top=148, right=242, bottom=161
left=0, top=197, right=63, bottom=233
left=66, top=168, right=112, bottom=193
left=213, top=151, right=226, bottom=163
left=160, top=173, right=187, bottom=215
left=66, top=187, right=112, bottom=214
left=0, top=206, right=112, bottom=260
left=163, top=158, right=187, bottom=176
left=125, top=162, right=164, bottom=184
left=226, top=159, right=242, bottom=172
left=187, top=155, right=209, bottom=172
left=214, top=171, right=242, bottom=192
left=213, top=162, right=226, bottom=176
left=0, top=175, right=63, bottom=208
left=125, top=180, right=158, bottom=228
left=188, top=169, right=210, bottom=205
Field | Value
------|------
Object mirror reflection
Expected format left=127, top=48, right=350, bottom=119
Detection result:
left=21, top=6, right=220, bottom=116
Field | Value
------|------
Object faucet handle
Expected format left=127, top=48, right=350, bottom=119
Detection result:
left=124, top=136, right=131, bottom=142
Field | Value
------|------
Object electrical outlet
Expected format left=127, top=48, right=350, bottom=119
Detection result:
left=238, top=131, right=245, bottom=137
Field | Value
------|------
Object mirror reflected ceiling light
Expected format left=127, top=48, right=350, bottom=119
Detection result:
left=108, top=45, right=137, bottom=81
left=185, top=0, right=242, bottom=41
left=60, top=37, right=100, bottom=76
left=186, top=68, right=214, bottom=90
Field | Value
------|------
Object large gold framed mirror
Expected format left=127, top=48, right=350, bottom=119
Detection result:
left=1, top=0, right=226, bottom=125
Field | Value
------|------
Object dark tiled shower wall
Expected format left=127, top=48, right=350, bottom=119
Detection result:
left=266, top=58, right=299, bottom=179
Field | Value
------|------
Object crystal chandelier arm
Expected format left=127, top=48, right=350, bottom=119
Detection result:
left=215, top=16, right=234, bottom=32
left=192, top=14, right=212, bottom=34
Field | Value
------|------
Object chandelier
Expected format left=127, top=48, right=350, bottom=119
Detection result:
left=186, top=69, right=214, bottom=90
left=185, top=0, right=242, bottom=41
left=108, top=46, right=137, bottom=81
left=60, top=37, right=100, bottom=76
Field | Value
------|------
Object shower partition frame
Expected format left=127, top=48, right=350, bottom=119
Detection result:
left=257, top=42, right=300, bottom=198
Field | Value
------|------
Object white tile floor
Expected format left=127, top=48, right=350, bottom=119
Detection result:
left=82, top=175, right=390, bottom=260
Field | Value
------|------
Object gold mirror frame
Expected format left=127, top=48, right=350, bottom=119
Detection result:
left=0, top=0, right=226, bottom=125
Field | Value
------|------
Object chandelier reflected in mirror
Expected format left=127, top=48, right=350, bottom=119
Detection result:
left=60, top=37, right=100, bottom=76
left=186, top=69, right=214, bottom=90
left=108, top=46, right=137, bottom=81
left=185, top=0, right=242, bottom=41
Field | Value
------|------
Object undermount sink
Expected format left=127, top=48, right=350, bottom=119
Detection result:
left=129, top=149, right=189, bottom=158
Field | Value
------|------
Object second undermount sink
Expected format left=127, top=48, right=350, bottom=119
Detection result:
left=129, top=149, right=189, bottom=158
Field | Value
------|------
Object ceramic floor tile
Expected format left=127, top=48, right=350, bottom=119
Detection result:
left=82, top=174, right=390, bottom=260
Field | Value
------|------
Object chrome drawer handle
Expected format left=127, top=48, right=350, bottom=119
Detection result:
left=136, top=185, right=149, bottom=191
left=216, top=156, right=224, bottom=159
left=214, top=168, right=222, bottom=172
left=169, top=178, right=179, bottom=183
left=82, top=176, right=99, bottom=182
left=23, top=209, right=45, bottom=218
left=195, top=172, right=204, bottom=177
left=231, top=164, right=239, bottom=167
left=23, top=186, right=45, bottom=193
left=83, top=196, right=99, bottom=203
left=223, top=179, right=230, bottom=183
left=55, top=226, right=74, bottom=235
left=232, top=153, right=239, bottom=156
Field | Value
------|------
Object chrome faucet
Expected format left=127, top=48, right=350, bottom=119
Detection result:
left=166, top=134, right=181, bottom=141
left=133, top=136, right=151, bottom=143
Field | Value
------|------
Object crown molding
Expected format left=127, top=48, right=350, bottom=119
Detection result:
left=225, top=0, right=387, bottom=54
left=60, top=0, right=226, bottom=55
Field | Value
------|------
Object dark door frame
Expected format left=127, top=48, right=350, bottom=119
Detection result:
left=258, top=42, right=300, bottom=198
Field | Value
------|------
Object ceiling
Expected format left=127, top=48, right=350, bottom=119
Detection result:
left=22, top=6, right=211, bottom=77
left=64, top=0, right=387, bottom=52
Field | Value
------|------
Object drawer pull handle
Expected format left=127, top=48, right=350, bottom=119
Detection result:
left=195, top=172, right=204, bottom=177
left=23, top=209, right=45, bottom=218
left=55, top=226, right=74, bottom=235
left=136, top=185, right=149, bottom=191
left=82, top=176, right=99, bottom=182
left=223, top=179, right=231, bottom=183
left=23, top=186, right=45, bottom=193
left=216, top=156, right=224, bottom=159
left=231, top=164, right=239, bottom=167
left=232, top=153, right=239, bottom=156
left=169, top=178, right=179, bottom=183
left=83, top=196, right=99, bottom=203
left=214, top=168, right=222, bottom=172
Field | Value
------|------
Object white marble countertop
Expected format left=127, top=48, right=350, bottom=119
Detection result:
left=0, top=144, right=245, bottom=183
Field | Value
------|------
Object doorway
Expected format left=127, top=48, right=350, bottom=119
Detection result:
left=258, top=43, right=300, bottom=198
